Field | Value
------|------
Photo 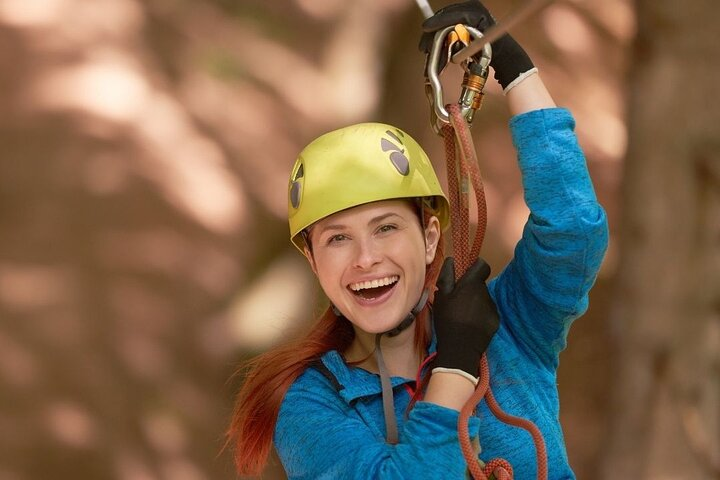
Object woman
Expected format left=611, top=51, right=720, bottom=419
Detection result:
left=228, top=2, right=608, bottom=478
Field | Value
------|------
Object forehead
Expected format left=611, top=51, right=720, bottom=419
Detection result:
left=312, top=199, right=417, bottom=230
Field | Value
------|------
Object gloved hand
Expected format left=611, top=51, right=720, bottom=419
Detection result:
left=432, top=257, right=500, bottom=381
left=419, top=0, right=536, bottom=91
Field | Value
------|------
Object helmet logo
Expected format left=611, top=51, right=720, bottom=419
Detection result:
left=381, top=130, right=409, bottom=176
left=290, top=162, right=303, bottom=209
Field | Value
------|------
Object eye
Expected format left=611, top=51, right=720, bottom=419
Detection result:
left=326, top=234, right=348, bottom=245
left=376, top=224, right=398, bottom=234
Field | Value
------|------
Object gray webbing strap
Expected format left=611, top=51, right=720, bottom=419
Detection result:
left=375, top=333, right=398, bottom=444
left=374, top=289, right=430, bottom=444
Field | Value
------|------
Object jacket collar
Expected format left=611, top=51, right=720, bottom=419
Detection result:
left=319, top=336, right=437, bottom=404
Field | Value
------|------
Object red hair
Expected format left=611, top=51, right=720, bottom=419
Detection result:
left=227, top=212, right=445, bottom=476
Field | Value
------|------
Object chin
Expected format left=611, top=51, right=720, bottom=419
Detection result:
left=356, top=314, right=409, bottom=336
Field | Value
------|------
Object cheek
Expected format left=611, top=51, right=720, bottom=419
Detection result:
left=314, top=268, right=345, bottom=307
left=312, top=252, right=347, bottom=291
left=396, top=244, right=429, bottom=287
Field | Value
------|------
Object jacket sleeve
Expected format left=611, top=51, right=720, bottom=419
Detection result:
left=274, top=368, right=480, bottom=479
left=488, top=108, right=609, bottom=369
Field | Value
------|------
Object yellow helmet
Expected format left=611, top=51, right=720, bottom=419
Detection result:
left=288, top=122, right=449, bottom=252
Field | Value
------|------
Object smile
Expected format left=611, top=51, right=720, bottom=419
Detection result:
left=348, top=275, right=399, bottom=300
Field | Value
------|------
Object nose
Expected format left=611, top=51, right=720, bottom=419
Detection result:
left=352, top=237, right=382, bottom=270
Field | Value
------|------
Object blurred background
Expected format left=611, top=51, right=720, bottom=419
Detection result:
left=0, top=0, right=717, bottom=479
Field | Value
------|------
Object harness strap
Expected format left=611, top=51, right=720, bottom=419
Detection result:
left=308, top=358, right=344, bottom=393
left=374, top=333, right=398, bottom=444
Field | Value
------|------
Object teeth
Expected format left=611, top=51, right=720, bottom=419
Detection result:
left=350, top=276, right=398, bottom=292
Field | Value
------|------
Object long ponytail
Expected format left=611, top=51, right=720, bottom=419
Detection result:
left=226, top=308, right=353, bottom=475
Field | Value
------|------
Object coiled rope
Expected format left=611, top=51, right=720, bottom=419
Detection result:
left=441, top=103, right=548, bottom=480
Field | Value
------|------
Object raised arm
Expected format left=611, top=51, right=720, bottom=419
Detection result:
left=506, top=72, right=556, bottom=115
left=489, top=108, right=608, bottom=367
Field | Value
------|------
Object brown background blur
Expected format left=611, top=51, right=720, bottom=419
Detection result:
left=0, top=0, right=716, bottom=479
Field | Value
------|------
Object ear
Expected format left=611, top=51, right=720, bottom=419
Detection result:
left=424, top=216, right=441, bottom=265
left=304, top=246, right=318, bottom=275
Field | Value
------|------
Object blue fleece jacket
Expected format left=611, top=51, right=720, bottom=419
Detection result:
left=274, top=108, right=609, bottom=479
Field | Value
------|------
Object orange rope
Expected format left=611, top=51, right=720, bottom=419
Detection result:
left=441, top=104, right=548, bottom=480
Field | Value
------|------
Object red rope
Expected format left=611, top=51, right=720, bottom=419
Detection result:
left=441, top=104, right=548, bottom=480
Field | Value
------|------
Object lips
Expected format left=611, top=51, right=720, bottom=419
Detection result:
left=348, top=275, right=399, bottom=302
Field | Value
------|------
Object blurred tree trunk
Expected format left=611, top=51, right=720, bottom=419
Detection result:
left=602, top=0, right=720, bottom=478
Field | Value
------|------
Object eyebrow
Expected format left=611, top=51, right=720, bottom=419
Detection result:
left=314, top=212, right=403, bottom=237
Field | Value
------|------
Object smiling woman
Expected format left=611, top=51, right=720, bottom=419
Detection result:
left=306, top=200, right=440, bottom=341
left=227, top=2, right=608, bottom=479
left=226, top=120, right=466, bottom=475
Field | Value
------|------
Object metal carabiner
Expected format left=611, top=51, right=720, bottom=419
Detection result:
left=424, top=24, right=492, bottom=134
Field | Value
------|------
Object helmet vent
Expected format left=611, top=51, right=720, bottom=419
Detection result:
left=292, top=163, right=304, bottom=181
left=290, top=181, right=301, bottom=209
left=380, top=135, right=410, bottom=176
left=390, top=152, right=409, bottom=176
left=380, top=138, right=400, bottom=153
left=290, top=162, right=304, bottom=209
left=385, top=130, right=403, bottom=143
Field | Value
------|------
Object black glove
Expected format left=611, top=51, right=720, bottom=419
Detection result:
left=432, top=257, right=500, bottom=378
left=419, top=0, right=535, bottom=91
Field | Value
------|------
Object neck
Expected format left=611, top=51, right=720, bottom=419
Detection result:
left=344, top=326, right=420, bottom=379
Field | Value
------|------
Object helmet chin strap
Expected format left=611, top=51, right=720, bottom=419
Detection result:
left=330, top=288, right=428, bottom=337
left=383, top=289, right=429, bottom=337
